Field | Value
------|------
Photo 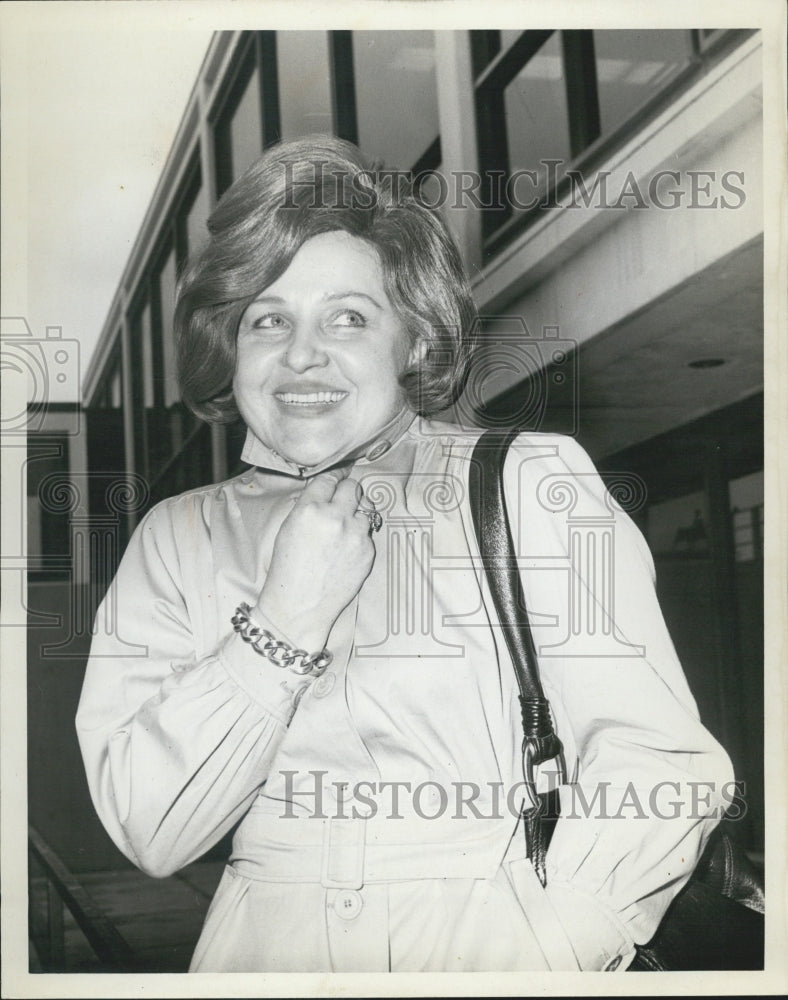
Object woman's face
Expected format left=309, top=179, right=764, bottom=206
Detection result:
left=234, top=231, right=414, bottom=470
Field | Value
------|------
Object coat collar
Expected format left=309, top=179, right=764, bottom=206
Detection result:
left=240, top=407, right=418, bottom=478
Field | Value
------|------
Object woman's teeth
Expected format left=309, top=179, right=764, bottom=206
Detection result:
left=276, top=391, right=346, bottom=405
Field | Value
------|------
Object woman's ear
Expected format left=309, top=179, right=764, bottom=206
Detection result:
left=407, top=336, right=430, bottom=371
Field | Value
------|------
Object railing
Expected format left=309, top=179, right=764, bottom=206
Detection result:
left=28, top=825, right=137, bottom=972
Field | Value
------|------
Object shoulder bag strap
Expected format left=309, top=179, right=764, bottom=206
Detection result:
left=468, top=428, right=565, bottom=885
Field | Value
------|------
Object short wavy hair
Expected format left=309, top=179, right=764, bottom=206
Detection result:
left=175, top=135, right=478, bottom=423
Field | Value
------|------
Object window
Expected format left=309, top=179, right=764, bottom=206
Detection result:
left=212, top=34, right=275, bottom=198
left=27, top=438, right=71, bottom=578
left=140, top=302, right=155, bottom=411
left=158, top=247, right=179, bottom=409
left=209, top=29, right=441, bottom=204
left=229, top=66, right=263, bottom=180
left=95, top=344, right=122, bottom=409
left=149, top=241, right=192, bottom=477
left=472, top=29, right=710, bottom=254
left=109, top=365, right=122, bottom=408
left=503, top=33, right=572, bottom=203
left=277, top=32, right=333, bottom=138
left=593, top=31, right=691, bottom=135
left=213, top=40, right=258, bottom=195
left=729, top=470, right=764, bottom=563
left=185, top=182, right=210, bottom=259
left=352, top=31, right=439, bottom=172
left=128, top=296, right=151, bottom=480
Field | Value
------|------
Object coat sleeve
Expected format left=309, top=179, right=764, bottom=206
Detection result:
left=75, top=501, right=305, bottom=878
left=504, top=433, right=735, bottom=971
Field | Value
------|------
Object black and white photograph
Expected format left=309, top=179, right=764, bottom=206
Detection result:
left=2, top=1, right=786, bottom=996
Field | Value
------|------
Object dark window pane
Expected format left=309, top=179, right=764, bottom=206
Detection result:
left=594, top=30, right=691, bottom=135
left=504, top=33, right=571, bottom=195
left=140, top=302, right=154, bottom=410
left=278, top=32, right=333, bottom=138
left=186, top=182, right=209, bottom=259
left=471, top=31, right=501, bottom=78
left=501, top=30, right=525, bottom=50
left=110, top=366, right=122, bottom=408
left=159, top=248, right=179, bottom=408
left=353, top=31, right=439, bottom=170
left=27, top=439, right=71, bottom=562
left=229, top=65, right=263, bottom=179
left=97, top=344, right=122, bottom=410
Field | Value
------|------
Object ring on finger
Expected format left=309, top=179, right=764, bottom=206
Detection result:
left=365, top=509, right=383, bottom=533
left=355, top=501, right=383, bottom=534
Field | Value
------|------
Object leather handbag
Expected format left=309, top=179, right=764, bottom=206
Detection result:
left=468, top=428, right=765, bottom=971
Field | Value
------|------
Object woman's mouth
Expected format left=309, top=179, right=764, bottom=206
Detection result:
left=275, top=390, right=348, bottom=407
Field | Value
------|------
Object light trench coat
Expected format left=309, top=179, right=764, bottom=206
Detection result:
left=76, top=414, right=733, bottom=973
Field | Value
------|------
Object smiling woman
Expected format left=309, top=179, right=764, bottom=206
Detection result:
left=174, top=135, right=474, bottom=427
left=75, top=135, right=734, bottom=974
left=234, top=233, right=414, bottom=471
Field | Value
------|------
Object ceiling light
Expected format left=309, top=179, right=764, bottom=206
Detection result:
left=688, top=358, right=726, bottom=369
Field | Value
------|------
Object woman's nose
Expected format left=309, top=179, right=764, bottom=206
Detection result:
left=282, top=322, right=329, bottom=373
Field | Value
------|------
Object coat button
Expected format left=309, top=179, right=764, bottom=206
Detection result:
left=312, top=672, right=336, bottom=699
left=603, top=955, right=622, bottom=971
left=334, top=890, right=363, bottom=920
left=365, top=440, right=391, bottom=461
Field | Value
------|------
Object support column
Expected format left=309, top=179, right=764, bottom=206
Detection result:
left=433, top=31, right=483, bottom=277
left=197, top=73, right=228, bottom=484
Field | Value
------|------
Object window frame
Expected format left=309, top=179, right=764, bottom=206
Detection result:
left=211, top=32, right=275, bottom=198
left=472, top=28, right=755, bottom=260
left=92, top=340, right=123, bottom=410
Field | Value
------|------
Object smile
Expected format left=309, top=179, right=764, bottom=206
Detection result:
left=275, top=391, right=348, bottom=406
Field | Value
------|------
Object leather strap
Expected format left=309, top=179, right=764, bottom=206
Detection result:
left=468, top=429, right=565, bottom=885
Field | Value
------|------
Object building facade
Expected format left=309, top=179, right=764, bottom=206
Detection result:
left=73, top=28, right=763, bottom=853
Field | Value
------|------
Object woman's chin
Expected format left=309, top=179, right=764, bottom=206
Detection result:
left=276, top=439, right=350, bottom=471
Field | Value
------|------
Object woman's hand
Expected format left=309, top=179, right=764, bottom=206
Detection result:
left=254, top=467, right=377, bottom=651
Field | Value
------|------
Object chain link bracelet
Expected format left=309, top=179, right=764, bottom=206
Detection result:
left=231, top=603, right=332, bottom=677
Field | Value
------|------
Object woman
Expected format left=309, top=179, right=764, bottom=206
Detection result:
left=76, top=135, right=733, bottom=973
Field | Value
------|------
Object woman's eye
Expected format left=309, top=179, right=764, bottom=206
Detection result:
left=331, top=309, right=366, bottom=328
left=251, top=313, right=288, bottom=330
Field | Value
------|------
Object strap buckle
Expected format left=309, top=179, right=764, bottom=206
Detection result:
left=522, top=738, right=567, bottom=812
left=321, top=817, right=366, bottom=890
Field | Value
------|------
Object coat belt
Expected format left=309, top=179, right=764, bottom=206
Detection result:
left=231, top=804, right=520, bottom=889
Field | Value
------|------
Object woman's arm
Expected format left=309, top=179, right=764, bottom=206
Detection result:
left=76, top=467, right=376, bottom=879
left=505, top=433, right=735, bottom=970
left=75, top=502, right=302, bottom=878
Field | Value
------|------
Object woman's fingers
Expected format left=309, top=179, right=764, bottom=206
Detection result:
left=299, top=465, right=351, bottom=503
left=332, top=476, right=365, bottom=512
left=298, top=468, right=378, bottom=532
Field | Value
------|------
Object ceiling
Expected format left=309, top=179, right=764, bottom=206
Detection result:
left=475, top=235, right=764, bottom=462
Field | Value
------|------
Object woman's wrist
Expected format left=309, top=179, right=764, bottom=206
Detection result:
left=253, top=590, right=332, bottom=655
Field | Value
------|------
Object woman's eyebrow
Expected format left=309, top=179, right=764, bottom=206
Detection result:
left=324, top=291, right=383, bottom=309
left=250, top=294, right=287, bottom=305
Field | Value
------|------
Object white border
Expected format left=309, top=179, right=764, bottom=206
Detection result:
left=2, top=1, right=786, bottom=997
